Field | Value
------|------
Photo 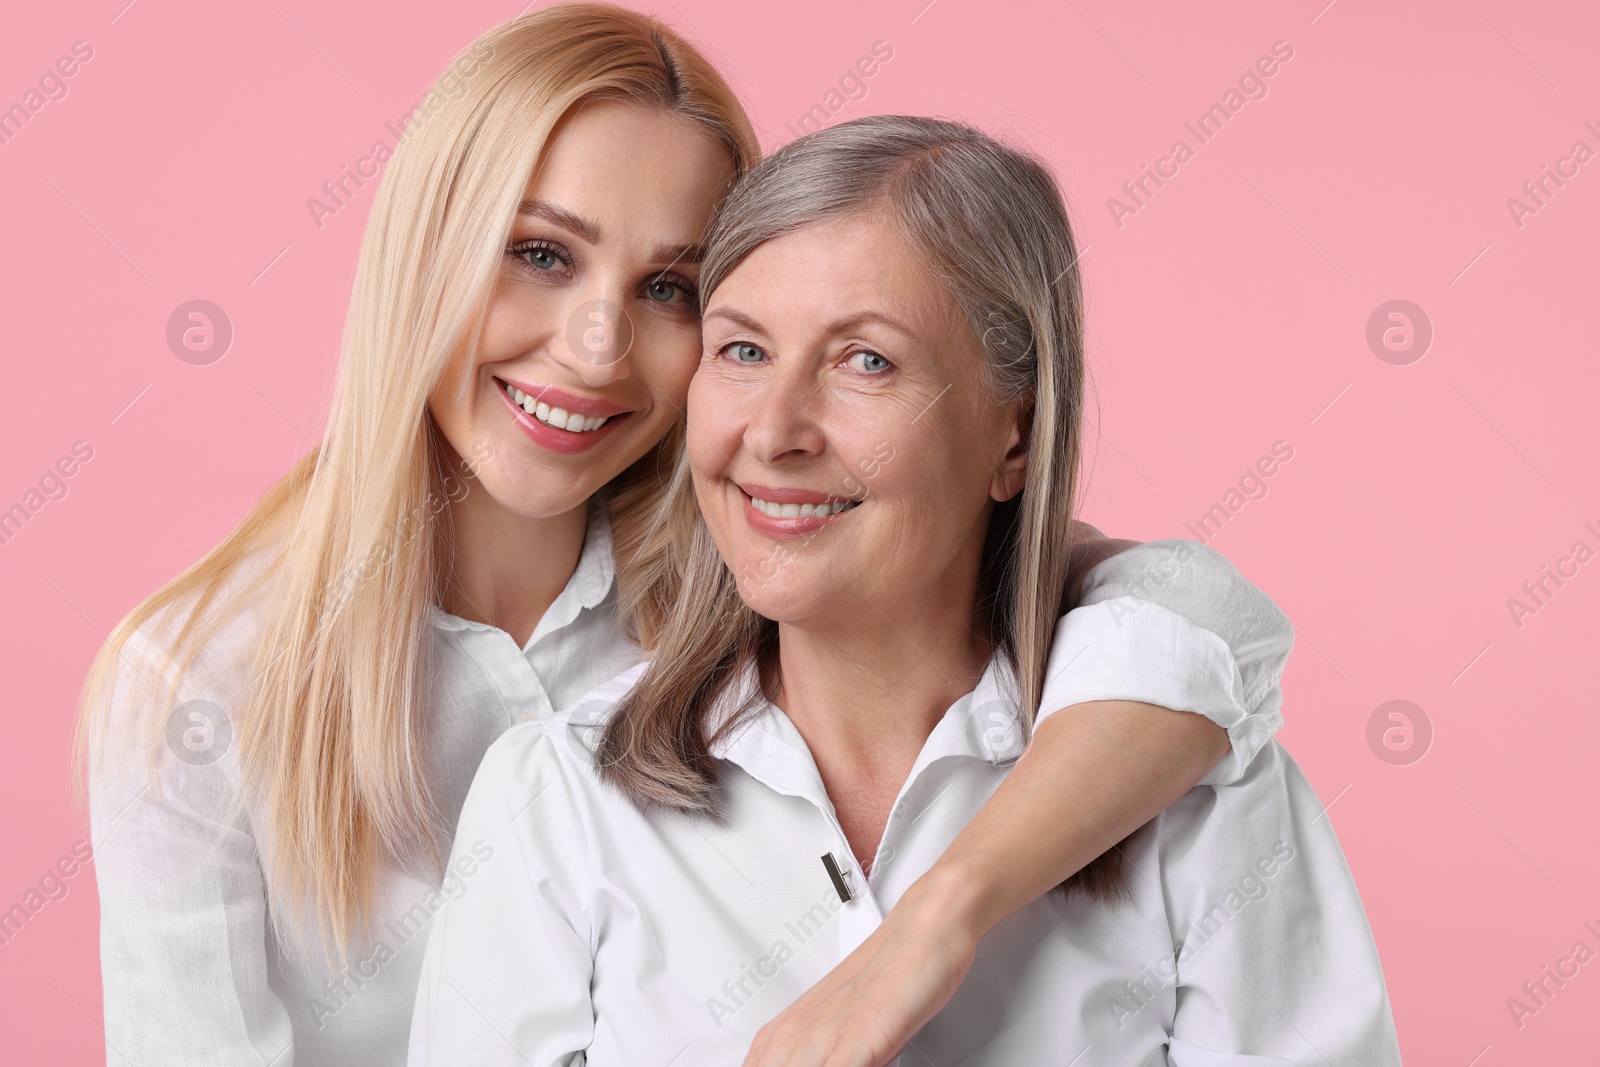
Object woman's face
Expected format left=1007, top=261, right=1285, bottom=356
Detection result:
left=430, top=99, right=734, bottom=520
left=690, top=211, right=1031, bottom=630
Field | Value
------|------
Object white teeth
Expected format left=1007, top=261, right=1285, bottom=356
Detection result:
left=748, top=496, right=857, bottom=519
left=501, top=382, right=610, bottom=432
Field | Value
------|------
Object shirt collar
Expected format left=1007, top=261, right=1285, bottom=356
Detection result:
left=570, top=496, right=617, bottom=611
left=707, top=652, right=1029, bottom=803
left=427, top=497, right=616, bottom=647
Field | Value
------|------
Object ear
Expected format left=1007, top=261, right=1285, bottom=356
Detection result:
left=990, top=398, right=1033, bottom=503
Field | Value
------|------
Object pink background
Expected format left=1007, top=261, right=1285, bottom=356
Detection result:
left=2, top=0, right=1595, bottom=1061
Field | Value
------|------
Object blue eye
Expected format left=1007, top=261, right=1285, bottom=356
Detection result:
left=724, top=342, right=765, bottom=363
left=509, top=241, right=567, bottom=272
left=645, top=275, right=698, bottom=306
left=847, top=350, right=892, bottom=374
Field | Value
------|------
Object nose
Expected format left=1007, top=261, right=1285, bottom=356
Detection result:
left=742, top=359, right=826, bottom=465
left=552, top=290, right=636, bottom=388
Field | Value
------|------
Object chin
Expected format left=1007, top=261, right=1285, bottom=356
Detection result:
left=482, top=469, right=598, bottom=522
left=727, top=563, right=827, bottom=625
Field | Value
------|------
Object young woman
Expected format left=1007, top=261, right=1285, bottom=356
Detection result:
left=79, top=7, right=1292, bottom=1066
left=409, top=114, right=1398, bottom=1066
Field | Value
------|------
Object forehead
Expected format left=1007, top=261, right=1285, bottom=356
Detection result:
left=711, top=212, right=949, bottom=329
left=524, top=98, right=734, bottom=242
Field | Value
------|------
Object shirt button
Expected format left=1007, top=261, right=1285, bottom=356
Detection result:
left=876, top=845, right=895, bottom=865
left=893, top=800, right=907, bottom=819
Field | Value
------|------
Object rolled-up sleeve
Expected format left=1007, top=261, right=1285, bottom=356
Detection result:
left=1038, top=538, right=1293, bottom=785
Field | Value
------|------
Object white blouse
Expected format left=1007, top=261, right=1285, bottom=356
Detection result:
left=90, top=507, right=1292, bottom=1067
left=409, top=648, right=1400, bottom=1066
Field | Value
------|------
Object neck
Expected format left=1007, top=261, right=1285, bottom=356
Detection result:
left=438, top=471, right=589, bottom=650
left=773, top=581, right=992, bottom=873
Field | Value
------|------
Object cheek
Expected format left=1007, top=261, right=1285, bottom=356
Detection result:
left=481, top=276, right=562, bottom=354
left=870, top=429, right=991, bottom=534
left=685, top=417, right=715, bottom=472
left=685, top=362, right=745, bottom=460
left=426, top=349, right=481, bottom=445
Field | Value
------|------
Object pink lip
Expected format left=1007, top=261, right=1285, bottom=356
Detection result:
left=737, top=483, right=860, bottom=541
left=495, top=380, right=629, bottom=456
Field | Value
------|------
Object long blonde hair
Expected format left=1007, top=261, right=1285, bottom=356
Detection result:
left=74, top=3, right=759, bottom=966
left=598, top=115, right=1126, bottom=899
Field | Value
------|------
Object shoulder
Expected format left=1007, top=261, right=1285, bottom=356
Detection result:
left=1083, top=539, right=1288, bottom=638
left=558, top=660, right=650, bottom=718
left=458, top=665, right=650, bottom=880
left=1073, top=536, right=1293, bottom=727
left=1079, top=538, right=1234, bottom=604
left=87, top=549, right=279, bottom=790
left=475, top=660, right=652, bottom=798
left=549, top=660, right=650, bottom=742
left=472, top=718, right=568, bottom=797
left=114, top=547, right=278, bottom=694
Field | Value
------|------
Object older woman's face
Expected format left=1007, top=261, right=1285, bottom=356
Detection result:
left=689, top=212, right=1029, bottom=628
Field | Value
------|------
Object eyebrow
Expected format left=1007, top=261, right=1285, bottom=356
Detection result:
left=518, top=199, right=600, bottom=243
left=827, top=310, right=916, bottom=337
left=703, top=307, right=916, bottom=337
left=517, top=197, right=704, bottom=267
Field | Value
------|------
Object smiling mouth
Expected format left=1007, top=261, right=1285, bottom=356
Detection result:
left=745, top=493, right=861, bottom=519
left=498, top=380, right=613, bottom=433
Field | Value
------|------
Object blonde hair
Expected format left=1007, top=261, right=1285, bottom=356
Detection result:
left=598, top=114, right=1127, bottom=900
left=75, top=2, right=759, bottom=966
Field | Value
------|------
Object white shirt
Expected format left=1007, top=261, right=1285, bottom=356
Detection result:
left=92, top=505, right=638, bottom=1067
left=90, top=509, right=1291, bottom=1067
left=409, top=640, right=1400, bottom=1066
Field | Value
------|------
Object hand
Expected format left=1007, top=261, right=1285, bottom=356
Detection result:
left=740, top=871, right=982, bottom=1067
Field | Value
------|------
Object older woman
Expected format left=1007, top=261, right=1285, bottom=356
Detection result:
left=408, top=115, right=1399, bottom=1065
